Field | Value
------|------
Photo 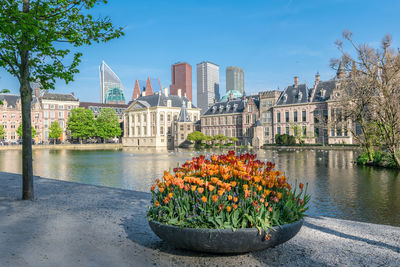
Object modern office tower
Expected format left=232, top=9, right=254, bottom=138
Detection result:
left=170, top=62, right=192, bottom=101
left=226, top=66, right=244, bottom=94
left=99, top=61, right=125, bottom=104
left=196, top=61, right=220, bottom=114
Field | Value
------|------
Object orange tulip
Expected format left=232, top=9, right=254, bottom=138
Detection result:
left=155, top=201, right=160, bottom=207
left=233, top=197, right=238, bottom=203
left=163, top=196, right=170, bottom=204
left=299, top=183, right=304, bottom=190
left=233, top=204, right=238, bottom=209
left=226, top=206, right=232, bottom=212
left=168, top=192, right=173, bottom=198
left=277, top=192, right=282, bottom=199
left=208, top=185, right=215, bottom=192
left=243, top=184, right=248, bottom=190
left=191, top=185, right=197, bottom=192
left=197, top=187, right=204, bottom=194
left=230, top=181, right=237, bottom=187
left=159, top=187, right=165, bottom=193
left=212, top=195, right=219, bottom=202
left=201, top=196, right=207, bottom=203
left=228, top=195, right=233, bottom=201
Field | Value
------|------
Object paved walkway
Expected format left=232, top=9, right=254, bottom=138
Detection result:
left=0, top=172, right=399, bottom=267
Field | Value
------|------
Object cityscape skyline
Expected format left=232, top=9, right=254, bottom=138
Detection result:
left=0, top=0, right=400, bottom=105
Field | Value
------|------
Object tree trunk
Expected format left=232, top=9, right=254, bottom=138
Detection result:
left=19, top=0, right=34, bottom=200
left=20, top=61, right=34, bottom=200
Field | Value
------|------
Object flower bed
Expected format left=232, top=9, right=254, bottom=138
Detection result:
left=148, top=151, right=310, bottom=237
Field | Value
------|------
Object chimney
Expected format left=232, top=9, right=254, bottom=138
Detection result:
left=35, top=88, right=40, bottom=98
left=294, top=76, right=299, bottom=87
left=314, top=72, right=320, bottom=86
left=177, top=89, right=181, bottom=97
left=142, top=91, right=146, bottom=96
left=187, top=101, right=192, bottom=108
left=164, top=88, right=168, bottom=97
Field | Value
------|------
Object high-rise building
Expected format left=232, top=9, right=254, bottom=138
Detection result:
left=99, top=61, right=125, bottom=104
left=197, top=61, right=219, bottom=114
left=226, top=66, right=244, bottom=94
left=170, top=62, right=192, bottom=101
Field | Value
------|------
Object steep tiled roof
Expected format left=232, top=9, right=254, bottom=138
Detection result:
left=0, top=94, right=19, bottom=108
left=311, top=80, right=337, bottom=102
left=177, top=104, right=192, bottom=122
left=203, top=98, right=247, bottom=115
left=41, top=92, right=78, bottom=101
left=130, top=93, right=196, bottom=109
left=276, top=84, right=309, bottom=105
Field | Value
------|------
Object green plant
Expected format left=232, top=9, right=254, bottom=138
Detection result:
left=148, top=151, right=310, bottom=234
left=95, top=108, right=121, bottom=142
left=67, top=108, right=96, bottom=143
left=17, top=124, right=36, bottom=139
left=48, top=121, right=63, bottom=143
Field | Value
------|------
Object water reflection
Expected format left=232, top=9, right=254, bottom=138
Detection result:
left=0, top=148, right=399, bottom=226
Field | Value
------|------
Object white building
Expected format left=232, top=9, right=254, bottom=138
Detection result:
left=197, top=61, right=220, bottom=114
left=122, top=89, right=201, bottom=148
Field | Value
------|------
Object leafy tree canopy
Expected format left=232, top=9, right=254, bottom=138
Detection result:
left=48, top=121, right=63, bottom=140
left=95, top=108, right=121, bottom=140
left=0, top=125, right=5, bottom=139
left=187, top=131, right=205, bottom=143
left=17, top=124, right=36, bottom=139
left=67, top=108, right=96, bottom=140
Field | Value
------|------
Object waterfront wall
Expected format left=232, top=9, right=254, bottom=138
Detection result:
left=0, top=143, right=123, bottom=151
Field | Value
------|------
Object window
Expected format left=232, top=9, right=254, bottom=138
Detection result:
left=252, top=114, right=256, bottom=124
left=248, top=105, right=253, bottom=112
left=44, top=104, right=49, bottom=109
left=246, top=115, right=250, bottom=124
left=285, top=112, right=289, bottom=122
left=59, top=112, right=64, bottom=119
left=225, top=129, right=229, bottom=137
left=314, top=110, right=319, bottom=123
left=331, top=128, right=335, bottom=137
left=267, top=113, right=272, bottom=123
left=50, top=105, right=55, bottom=109
left=11, top=122, right=15, bottom=129
left=262, top=101, right=267, bottom=108
left=264, top=127, right=269, bottom=137
left=302, top=110, right=306, bottom=122
left=225, top=117, right=228, bottom=125
left=44, top=120, right=48, bottom=128
left=50, top=111, right=55, bottom=119
left=59, top=120, right=64, bottom=128
left=314, top=127, right=319, bottom=137
left=187, top=125, right=191, bottom=131
left=58, top=105, right=64, bottom=110
left=143, top=114, right=147, bottom=123
left=143, top=126, right=147, bottom=135
left=337, top=127, right=342, bottom=136
left=167, top=114, right=171, bottom=122
left=11, top=114, right=16, bottom=118
left=294, top=111, right=298, bottom=122
left=44, top=111, right=49, bottom=118
left=67, top=106, right=71, bottom=110
left=180, top=134, right=184, bottom=139
left=286, top=127, right=289, bottom=135
left=262, top=113, right=267, bottom=123
left=2, top=122, right=6, bottom=129
left=302, top=126, right=307, bottom=136
left=2, top=113, right=6, bottom=118
left=277, top=112, right=281, bottom=123
left=180, top=125, right=184, bottom=131
left=277, top=127, right=281, bottom=135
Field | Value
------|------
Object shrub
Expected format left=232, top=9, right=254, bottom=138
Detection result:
left=148, top=151, right=310, bottom=233
left=275, top=134, right=296, bottom=145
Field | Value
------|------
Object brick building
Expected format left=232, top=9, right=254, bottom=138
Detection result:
left=170, top=62, right=192, bottom=101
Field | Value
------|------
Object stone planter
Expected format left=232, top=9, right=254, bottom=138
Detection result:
left=148, top=218, right=304, bottom=254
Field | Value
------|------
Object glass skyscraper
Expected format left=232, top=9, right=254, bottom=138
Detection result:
left=99, top=61, right=125, bottom=104
left=197, top=61, right=220, bottom=114
left=226, top=66, right=244, bottom=94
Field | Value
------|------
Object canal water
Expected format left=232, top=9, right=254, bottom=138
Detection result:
left=0, top=148, right=399, bottom=227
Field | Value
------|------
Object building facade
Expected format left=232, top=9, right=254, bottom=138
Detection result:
left=197, top=61, right=220, bottom=114
left=99, top=61, right=125, bottom=104
left=170, top=62, right=192, bottom=101
left=201, top=95, right=260, bottom=145
left=122, top=91, right=200, bottom=148
left=226, top=66, right=244, bottom=94
left=258, top=90, right=282, bottom=144
left=0, top=87, right=79, bottom=143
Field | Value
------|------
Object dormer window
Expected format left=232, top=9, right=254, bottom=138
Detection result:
left=212, top=106, right=217, bottom=113
left=283, top=94, right=288, bottom=103
left=167, top=100, right=171, bottom=107
left=226, top=105, right=230, bottom=112
left=321, top=89, right=326, bottom=98
left=298, top=92, right=303, bottom=101
left=219, top=105, right=224, bottom=112
left=233, top=104, right=238, bottom=111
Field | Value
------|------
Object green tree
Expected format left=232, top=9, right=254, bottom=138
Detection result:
left=0, top=125, right=5, bottom=140
left=48, top=121, right=63, bottom=144
left=95, top=108, right=121, bottom=142
left=229, top=137, right=239, bottom=144
left=187, top=131, right=205, bottom=145
left=0, top=0, right=123, bottom=199
left=214, top=134, right=228, bottom=144
left=67, top=108, right=96, bottom=144
left=17, top=124, right=36, bottom=139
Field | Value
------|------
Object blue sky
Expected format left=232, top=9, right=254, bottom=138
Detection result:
left=1, top=0, right=400, bottom=105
